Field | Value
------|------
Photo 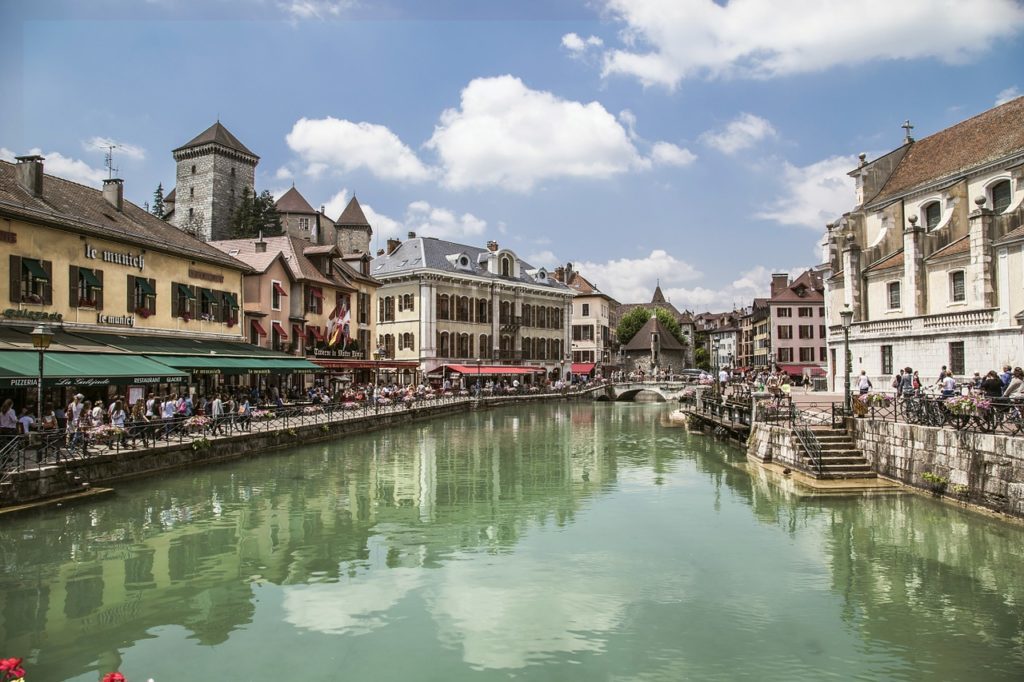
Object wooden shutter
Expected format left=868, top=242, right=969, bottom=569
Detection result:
left=127, top=275, right=136, bottom=312
left=147, top=279, right=156, bottom=315
left=69, top=265, right=79, bottom=308
left=9, top=255, right=21, bottom=303
left=95, top=269, right=104, bottom=310
left=171, top=281, right=179, bottom=317
left=42, top=260, right=52, bottom=304
left=189, top=285, right=197, bottom=316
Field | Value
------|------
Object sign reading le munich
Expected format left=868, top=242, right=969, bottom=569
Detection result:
left=85, top=243, right=145, bottom=271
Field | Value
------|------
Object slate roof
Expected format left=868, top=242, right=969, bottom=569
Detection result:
left=208, top=235, right=338, bottom=287
left=864, top=250, right=905, bottom=272
left=173, top=121, right=258, bottom=158
left=370, top=237, right=570, bottom=291
left=336, top=196, right=371, bottom=227
left=622, top=316, right=685, bottom=352
left=0, top=160, right=250, bottom=271
left=927, top=236, right=970, bottom=261
left=275, top=186, right=317, bottom=214
left=868, top=96, right=1024, bottom=206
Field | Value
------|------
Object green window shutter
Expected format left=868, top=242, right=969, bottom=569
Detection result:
left=9, top=255, right=20, bottom=303
left=69, top=265, right=79, bottom=308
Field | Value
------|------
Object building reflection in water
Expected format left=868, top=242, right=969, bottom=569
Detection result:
left=0, top=403, right=1022, bottom=680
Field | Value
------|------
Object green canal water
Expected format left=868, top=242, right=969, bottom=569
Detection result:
left=1, top=403, right=1023, bottom=681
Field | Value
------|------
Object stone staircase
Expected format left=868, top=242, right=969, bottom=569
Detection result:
left=801, top=426, right=876, bottom=479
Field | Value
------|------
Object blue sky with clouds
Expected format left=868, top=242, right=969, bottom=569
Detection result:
left=2, top=0, right=1022, bottom=310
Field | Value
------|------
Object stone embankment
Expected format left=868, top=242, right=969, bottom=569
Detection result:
left=1, top=393, right=576, bottom=511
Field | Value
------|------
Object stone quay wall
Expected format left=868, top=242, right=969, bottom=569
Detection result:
left=747, top=423, right=804, bottom=470
left=2, top=393, right=571, bottom=510
left=848, top=419, right=1024, bottom=518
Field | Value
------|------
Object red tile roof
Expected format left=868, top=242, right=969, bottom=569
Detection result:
left=865, top=250, right=904, bottom=272
left=275, top=186, right=317, bottom=214
left=336, top=196, right=370, bottom=227
left=927, top=236, right=970, bottom=260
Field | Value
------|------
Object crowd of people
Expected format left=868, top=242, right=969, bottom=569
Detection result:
left=865, top=364, right=1024, bottom=400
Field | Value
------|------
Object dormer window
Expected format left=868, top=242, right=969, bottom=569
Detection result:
left=501, top=255, right=512, bottom=277
left=923, top=201, right=941, bottom=230
left=459, top=255, right=469, bottom=267
left=991, top=179, right=1012, bottom=214
left=536, top=269, right=547, bottom=282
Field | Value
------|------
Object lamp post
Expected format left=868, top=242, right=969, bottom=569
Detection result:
left=374, top=347, right=385, bottom=412
left=840, top=305, right=854, bottom=415
left=31, top=324, right=53, bottom=424
left=712, top=339, right=720, bottom=394
left=476, top=357, right=482, bottom=397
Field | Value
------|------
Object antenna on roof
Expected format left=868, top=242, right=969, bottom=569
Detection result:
left=901, top=119, right=914, bottom=144
left=103, top=144, right=118, bottom=179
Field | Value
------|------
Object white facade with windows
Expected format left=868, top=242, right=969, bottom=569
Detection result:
left=824, top=98, right=1024, bottom=387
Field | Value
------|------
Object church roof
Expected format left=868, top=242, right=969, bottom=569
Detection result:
left=651, top=284, right=667, bottom=304
left=173, top=121, right=258, bottom=158
left=336, top=196, right=371, bottom=227
left=868, top=96, right=1024, bottom=206
left=275, top=186, right=317, bottom=215
left=622, top=316, right=685, bottom=352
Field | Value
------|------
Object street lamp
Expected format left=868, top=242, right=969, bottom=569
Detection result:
left=712, top=339, right=720, bottom=394
left=840, top=305, right=854, bottom=414
left=31, top=324, right=53, bottom=425
left=373, top=346, right=385, bottom=411
left=476, top=357, right=482, bottom=396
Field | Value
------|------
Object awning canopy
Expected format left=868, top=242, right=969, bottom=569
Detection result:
left=437, top=364, right=546, bottom=376
left=292, top=323, right=304, bottom=337
left=273, top=282, right=288, bottom=297
left=176, top=283, right=196, bottom=299
left=310, top=327, right=325, bottom=342
left=136, top=278, right=156, bottom=295
left=313, top=358, right=418, bottom=370
left=777, top=364, right=826, bottom=377
left=309, top=287, right=323, bottom=299
left=251, top=320, right=267, bottom=337
left=0, top=350, right=187, bottom=388
left=79, top=267, right=102, bottom=287
left=152, top=355, right=321, bottom=376
left=272, top=321, right=288, bottom=339
left=23, top=258, right=48, bottom=280
left=571, top=362, right=595, bottom=375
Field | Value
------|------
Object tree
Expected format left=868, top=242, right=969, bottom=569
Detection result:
left=151, top=182, right=166, bottom=219
left=694, top=346, right=710, bottom=371
left=616, top=307, right=686, bottom=346
left=230, top=187, right=283, bottom=238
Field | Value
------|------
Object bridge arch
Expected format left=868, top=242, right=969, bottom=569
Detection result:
left=615, top=388, right=667, bottom=402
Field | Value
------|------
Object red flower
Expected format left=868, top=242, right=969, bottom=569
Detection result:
left=102, top=673, right=126, bottom=682
left=0, top=658, right=23, bottom=671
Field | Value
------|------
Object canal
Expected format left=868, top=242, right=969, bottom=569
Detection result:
left=1, top=403, right=1022, bottom=681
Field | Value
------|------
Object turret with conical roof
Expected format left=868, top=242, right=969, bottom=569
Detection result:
left=651, top=281, right=667, bottom=305
left=334, top=196, right=373, bottom=255
left=169, top=121, right=258, bottom=241
left=275, top=186, right=319, bottom=242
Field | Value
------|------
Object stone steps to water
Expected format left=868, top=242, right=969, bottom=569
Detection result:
left=799, top=425, right=876, bottom=480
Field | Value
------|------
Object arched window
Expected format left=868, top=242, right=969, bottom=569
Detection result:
left=991, top=179, right=1012, bottom=213
left=501, top=256, right=512, bottom=277
left=522, top=304, right=532, bottom=327
left=477, top=298, right=488, bottom=323
left=437, top=293, right=450, bottom=320
left=923, top=201, right=941, bottom=230
left=479, top=334, right=489, bottom=360
left=437, top=331, right=450, bottom=357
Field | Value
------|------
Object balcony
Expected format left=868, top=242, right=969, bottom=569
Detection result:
left=830, top=308, right=999, bottom=339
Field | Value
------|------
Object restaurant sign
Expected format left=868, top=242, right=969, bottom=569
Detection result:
left=311, top=348, right=365, bottom=359
left=3, top=375, right=183, bottom=388
left=97, top=313, right=135, bottom=327
left=85, top=244, right=145, bottom=271
left=3, top=309, right=63, bottom=322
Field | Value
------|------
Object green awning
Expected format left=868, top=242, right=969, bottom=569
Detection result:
left=23, top=258, right=48, bottom=280
left=201, top=288, right=215, bottom=303
left=224, top=293, right=239, bottom=310
left=80, top=268, right=102, bottom=287
left=137, top=278, right=156, bottom=295
left=0, top=350, right=187, bottom=389
left=148, top=355, right=322, bottom=376
left=176, top=283, right=196, bottom=299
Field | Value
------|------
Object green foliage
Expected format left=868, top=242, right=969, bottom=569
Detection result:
left=694, top=346, right=710, bottom=370
left=151, top=182, right=165, bottom=219
left=616, top=307, right=686, bottom=346
left=921, top=471, right=949, bottom=495
left=230, top=186, right=283, bottom=239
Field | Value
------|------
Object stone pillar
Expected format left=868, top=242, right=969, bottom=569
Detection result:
left=903, top=214, right=925, bottom=316
left=841, top=234, right=863, bottom=320
left=969, top=195, right=995, bottom=308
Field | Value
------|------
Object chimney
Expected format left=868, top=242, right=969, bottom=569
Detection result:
left=14, top=155, right=44, bottom=196
left=770, top=273, right=789, bottom=296
left=486, top=240, right=499, bottom=252
left=554, top=266, right=565, bottom=282
left=255, top=231, right=267, bottom=253
left=407, top=231, right=416, bottom=239
left=376, top=248, right=385, bottom=256
left=386, top=238, right=401, bottom=255
left=102, top=178, right=124, bottom=212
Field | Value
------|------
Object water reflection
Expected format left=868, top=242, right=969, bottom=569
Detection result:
left=0, top=403, right=1021, bottom=681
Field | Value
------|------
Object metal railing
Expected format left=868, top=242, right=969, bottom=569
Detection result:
left=848, top=392, right=1024, bottom=436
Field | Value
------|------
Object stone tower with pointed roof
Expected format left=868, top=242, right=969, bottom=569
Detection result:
left=275, top=185, right=319, bottom=242
left=170, top=121, right=259, bottom=242
left=334, top=196, right=373, bottom=255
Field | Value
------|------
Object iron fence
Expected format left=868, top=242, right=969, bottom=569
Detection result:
left=849, top=393, right=1024, bottom=436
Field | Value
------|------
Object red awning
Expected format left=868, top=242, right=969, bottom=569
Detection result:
left=251, top=319, right=268, bottom=337
left=309, top=287, right=323, bottom=299
left=778, top=364, right=826, bottom=377
left=571, top=362, right=596, bottom=375
left=311, top=326, right=325, bottom=341
left=442, top=364, right=546, bottom=376
left=272, top=321, right=288, bottom=339
left=273, top=282, right=288, bottom=297
left=293, top=323, right=304, bottom=338
left=313, top=358, right=419, bottom=370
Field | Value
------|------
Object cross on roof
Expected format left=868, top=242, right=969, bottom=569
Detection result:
left=902, top=119, right=914, bottom=144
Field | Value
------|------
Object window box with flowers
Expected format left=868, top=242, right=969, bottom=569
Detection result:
left=135, top=306, right=151, bottom=318
left=78, top=297, right=98, bottom=308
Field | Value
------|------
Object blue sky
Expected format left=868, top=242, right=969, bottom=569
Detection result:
left=2, top=0, right=1022, bottom=310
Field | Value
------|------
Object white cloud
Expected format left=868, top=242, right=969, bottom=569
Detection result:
left=700, top=113, right=776, bottom=154
left=404, top=201, right=487, bottom=241
left=650, top=141, right=697, bottom=166
left=562, top=32, right=603, bottom=54
left=996, top=85, right=1021, bottom=105
left=274, top=165, right=294, bottom=181
left=426, top=75, right=685, bottom=192
left=322, top=188, right=350, bottom=221
left=82, top=136, right=146, bottom=161
left=526, top=250, right=558, bottom=268
left=361, top=202, right=403, bottom=241
left=595, top=0, right=1024, bottom=88
left=279, top=0, right=353, bottom=21
left=757, top=155, right=857, bottom=230
left=573, top=249, right=702, bottom=303
left=10, top=147, right=106, bottom=187
left=664, top=265, right=810, bottom=311
left=286, top=116, right=434, bottom=183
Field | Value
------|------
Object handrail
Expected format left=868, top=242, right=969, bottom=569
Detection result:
left=790, top=406, right=825, bottom=476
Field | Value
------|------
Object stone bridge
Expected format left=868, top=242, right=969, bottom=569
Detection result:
left=579, top=381, right=696, bottom=402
